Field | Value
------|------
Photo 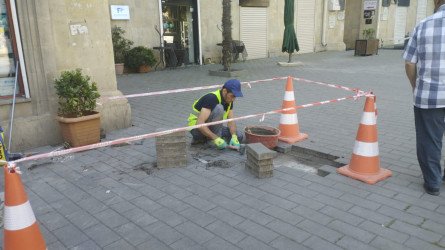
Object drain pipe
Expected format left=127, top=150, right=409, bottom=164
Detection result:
left=321, top=0, right=328, bottom=47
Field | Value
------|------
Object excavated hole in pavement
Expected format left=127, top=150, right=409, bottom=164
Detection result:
left=274, top=145, right=343, bottom=177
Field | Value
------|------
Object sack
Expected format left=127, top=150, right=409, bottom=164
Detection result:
left=0, top=126, right=8, bottom=165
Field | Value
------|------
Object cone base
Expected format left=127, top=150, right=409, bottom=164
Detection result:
left=278, top=133, right=308, bottom=144
left=337, top=165, right=392, bottom=184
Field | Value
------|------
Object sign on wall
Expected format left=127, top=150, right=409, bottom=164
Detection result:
left=110, top=5, right=130, bottom=20
left=364, top=1, right=378, bottom=10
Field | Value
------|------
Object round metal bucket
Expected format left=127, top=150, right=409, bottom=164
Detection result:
left=244, top=125, right=281, bottom=149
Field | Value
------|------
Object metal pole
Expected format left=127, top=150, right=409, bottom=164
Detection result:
left=8, top=59, right=19, bottom=150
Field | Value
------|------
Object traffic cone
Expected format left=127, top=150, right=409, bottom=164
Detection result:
left=4, top=166, right=47, bottom=250
left=337, top=96, right=391, bottom=184
left=278, top=76, right=308, bottom=143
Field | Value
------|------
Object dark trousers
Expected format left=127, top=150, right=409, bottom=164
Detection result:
left=190, top=104, right=243, bottom=142
left=414, top=106, right=445, bottom=188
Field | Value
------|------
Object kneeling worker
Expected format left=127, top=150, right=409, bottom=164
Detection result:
left=188, top=79, right=244, bottom=149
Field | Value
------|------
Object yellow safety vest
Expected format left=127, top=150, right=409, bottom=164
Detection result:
left=0, top=126, right=8, bottom=166
left=188, top=89, right=232, bottom=128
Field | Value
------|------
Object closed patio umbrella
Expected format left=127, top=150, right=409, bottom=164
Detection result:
left=282, top=0, right=299, bottom=63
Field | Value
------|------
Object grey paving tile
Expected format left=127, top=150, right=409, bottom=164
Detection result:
left=327, top=220, right=376, bottom=244
left=390, top=221, right=442, bottom=243
left=270, top=236, right=310, bottom=250
left=103, top=239, right=135, bottom=250
left=94, top=208, right=130, bottom=229
left=84, top=223, right=121, bottom=247
left=367, top=193, right=409, bottom=211
left=65, top=209, right=100, bottom=230
left=175, top=221, right=216, bottom=244
left=169, top=237, right=198, bottom=250
left=261, top=205, right=304, bottom=225
left=145, top=221, right=184, bottom=246
left=313, top=193, right=354, bottom=211
left=298, top=219, right=343, bottom=243
left=302, top=236, right=343, bottom=250
left=235, top=220, right=279, bottom=243
left=406, top=205, right=445, bottom=222
left=72, top=239, right=102, bottom=250
left=151, top=207, right=188, bottom=227
left=207, top=207, right=245, bottom=226
left=404, top=237, right=445, bottom=250
left=39, top=211, right=70, bottom=231
left=234, top=194, right=271, bottom=211
left=182, top=194, right=217, bottom=212
left=287, top=193, right=325, bottom=210
left=136, top=236, right=172, bottom=250
left=237, top=236, right=274, bottom=250
left=266, top=219, right=311, bottom=243
left=158, top=195, right=192, bottom=213
left=259, top=193, right=298, bottom=210
left=123, top=207, right=158, bottom=226
left=210, top=182, right=243, bottom=199
left=359, top=220, right=409, bottom=244
left=233, top=205, right=275, bottom=225
left=201, top=236, right=241, bottom=250
left=291, top=205, right=333, bottom=225
left=179, top=206, right=216, bottom=227
left=114, top=222, right=151, bottom=246
left=205, top=220, right=247, bottom=244
left=130, top=195, right=163, bottom=213
left=348, top=205, right=393, bottom=225
left=370, top=236, right=411, bottom=250
left=320, top=206, right=364, bottom=226
left=377, top=205, right=424, bottom=225
left=336, top=236, right=378, bottom=250
left=51, top=224, right=89, bottom=248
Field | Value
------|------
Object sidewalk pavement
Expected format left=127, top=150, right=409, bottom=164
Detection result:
left=1, top=49, right=445, bottom=250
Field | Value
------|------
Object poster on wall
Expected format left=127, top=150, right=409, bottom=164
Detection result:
left=364, top=1, right=378, bottom=10
left=0, top=77, right=18, bottom=97
left=110, top=5, right=130, bottom=20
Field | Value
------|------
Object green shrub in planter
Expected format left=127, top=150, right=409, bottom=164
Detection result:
left=112, top=26, right=134, bottom=64
left=54, top=68, right=100, bottom=117
left=125, top=46, right=157, bottom=70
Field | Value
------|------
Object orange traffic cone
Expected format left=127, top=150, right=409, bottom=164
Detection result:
left=337, top=96, right=391, bottom=184
left=278, top=76, right=308, bottom=143
left=4, top=166, right=47, bottom=250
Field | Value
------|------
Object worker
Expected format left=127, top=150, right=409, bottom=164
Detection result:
left=188, top=79, right=244, bottom=149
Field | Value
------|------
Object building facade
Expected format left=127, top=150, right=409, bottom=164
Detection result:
left=0, top=0, right=433, bottom=151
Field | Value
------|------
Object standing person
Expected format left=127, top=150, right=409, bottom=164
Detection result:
left=188, top=79, right=244, bottom=149
left=402, top=0, right=445, bottom=196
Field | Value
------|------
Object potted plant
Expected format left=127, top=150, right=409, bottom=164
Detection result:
left=125, top=46, right=157, bottom=73
left=54, top=68, right=102, bottom=147
left=355, top=28, right=379, bottom=56
left=111, top=26, right=133, bottom=74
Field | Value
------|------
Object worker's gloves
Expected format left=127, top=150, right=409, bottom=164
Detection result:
left=213, top=137, right=227, bottom=149
left=229, top=134, right=240, bottom=147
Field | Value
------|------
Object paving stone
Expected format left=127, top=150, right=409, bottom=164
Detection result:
left=297, top=219, right=343, bottom=243
left=179, top=206, right=216, bottom=227
left=390, top=221, right=442, bottom=243
left=327, top=220, right=375, bottom=244
left=235, top=220, right=280, bottom=243
left=302, top=236, right=343, bottom=250
left=205, top=220, right=247, bottom=244
left=175, top=221, right=216, bottom=244
left=359, top=220, right=409, bottom=244
left=136, top=236, right=171, bottom=250
left=245, top=161, right=273, bottom=179
left=266, top=219, right=311, bottom=243
left=313, top=193, right=354, bottom=211
left=207, top=207, right=245, bottom=226
left=65, top=209, right=100, bottom=230
left=84, top=223, right=121, bottom=247
left=274, top=141, right=293, bottom=153
left=262, top=205, right=304, bottom=225
left=370, top=236, right=411, bottom=250
left=291, top=205, right=333, bottom=225
left=51, top=224, right=89, bottom=248
left=404, top=236, right=444, bottom=250
left=114, top=222, right=152, bottom=246
left=123, top=207, right=158, bottom=226
left=144, top=221, right=184, bottom=245
left=169, top=237, right=199, bottom=250
left=348, top=205, right=393, bottom=225
left=237, top=236, right=275, bottom=250
left=103, top=239, right=134, bottom=250
left=234, top=193, right=271, bottom=211
left=336, top=236, right=378, bottom=250
left=39, top=211, right=70, bottom=231
left=72, top=240, right=102, bottom=250
left=270, top=236, right=311, bottom=250
left=246, top=143, right=277, bottom=160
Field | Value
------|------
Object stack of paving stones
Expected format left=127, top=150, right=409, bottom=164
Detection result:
left=155, top=130, right=187, bottom=168
left=245, top=143, right=277, bottom=178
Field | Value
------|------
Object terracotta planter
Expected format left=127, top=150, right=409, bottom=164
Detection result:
left=115, top=63, right=124, bottom=75
left=55, top=112, right=102, bottom=147
left=138, top=65, right=151, bottom=73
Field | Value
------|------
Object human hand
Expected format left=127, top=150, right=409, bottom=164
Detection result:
left=229, top=134, right=240, bottom=147
left=213, top=137, right=227, bottom=149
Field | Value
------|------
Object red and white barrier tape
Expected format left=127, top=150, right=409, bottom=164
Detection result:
left=292, top=77, right=359, bottom=93
left=7, top=91, right=371, bottom=168
left=98, top=77, right=288, bottom=102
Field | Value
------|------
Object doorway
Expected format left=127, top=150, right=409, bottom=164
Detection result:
left=161, top=0, right=199, bottom=65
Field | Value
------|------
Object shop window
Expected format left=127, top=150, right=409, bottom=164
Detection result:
left=382, top=0, right=390, bottom=7
left=0, top=0, right=23, bottom=99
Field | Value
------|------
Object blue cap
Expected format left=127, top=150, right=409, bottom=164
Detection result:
left=223, top=79, right=243, bottom=97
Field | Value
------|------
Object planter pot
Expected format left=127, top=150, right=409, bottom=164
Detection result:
left=355, top=39, right=379, bottom=56
left=115, top=63, right=124, bottom=75
left=138, top=65, right=151, bottom=73
left=55, top=112, right=102, bottom=147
